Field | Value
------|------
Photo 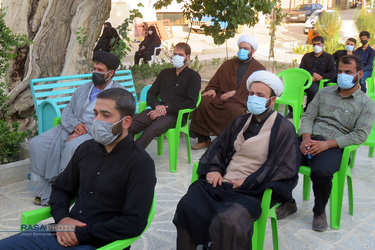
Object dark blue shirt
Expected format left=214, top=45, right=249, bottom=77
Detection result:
left=355, top=46, right=375, bottom=72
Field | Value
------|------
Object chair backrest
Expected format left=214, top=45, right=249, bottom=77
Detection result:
left=277, top=68, right=313, bottom=102
left=30, top=70, right=137, bottom=118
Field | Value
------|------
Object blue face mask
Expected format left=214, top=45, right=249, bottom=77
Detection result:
left=337, top=72, right=358, bottom=90
left=237, top=48, right=250, bottom=61
left=345, top=45, right=354, bottom=51
left=247, top=95, right=270, bottom=115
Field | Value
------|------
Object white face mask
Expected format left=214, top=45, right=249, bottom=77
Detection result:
left=92, top=117, right=125, bottom=145
left=172, top=55, right=186, bottom=68
left=148, top=30, right=153, bottom=35
left=313, top=45, right=323, bottom=54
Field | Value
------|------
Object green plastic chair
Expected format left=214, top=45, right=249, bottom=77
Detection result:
left=138, top=86, right=201, bottom=173
left=275, top=68, right=313, bottom=130
left=20, top=193, right=156, bottom=250
left=191, top=162, right=279, bottom=250
left=366, top=66, right=375, bottom=94
left=318, top=79, right=337, bottom=90
left=299, top=144, right=360, bottom=229
left=363, top=93, right=375, bottom=157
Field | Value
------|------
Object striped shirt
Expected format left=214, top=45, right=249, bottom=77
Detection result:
left=299, top=85, right=375, bottom=148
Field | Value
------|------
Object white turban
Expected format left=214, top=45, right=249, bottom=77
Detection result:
left=237, top=35, right=258, bottom=51
left=246, top=70, right=283, bottom=97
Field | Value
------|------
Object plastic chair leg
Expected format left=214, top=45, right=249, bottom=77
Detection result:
left=347, top=171, right=354, bottom=215
left=157, top=134, right=164, bottom=156
left=302, top=174, right=311, bottom=201
left=329, top=169, right=346, bottom=229
left=284, top=105, right=288, bottom=117
left=369, top=146, right=374, bottom=158
left=186, top=133, right=192, bottom=164
left=269, top=207, right=279, bottom=250
left=167, top=130, right=178, bottom=173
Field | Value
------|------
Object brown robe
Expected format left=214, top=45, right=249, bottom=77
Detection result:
left=190, top=57, right=266, bottom=136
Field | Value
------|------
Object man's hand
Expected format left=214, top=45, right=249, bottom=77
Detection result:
left=312, top=73, right=323, bottom=81
left=68, top=133, right=80, bottom=142
left=220, top=90, right=236, bottom=100
left=307, top=140, right=336, bottom=156
left=56, top=217, right=86, bottom=247
left=147, top=110, right=163, bottom=120
left=74, top=123, right=88, bottom=136
left=300, top=138, right=337, bottom=156
left=202, top=89, right=216, bottom=98
left=154, top=105, right=168, bottom=116
left=140, top=45, right=145, bottom=50
left=206, top=171, right=222, bottom=188
left=232, top=177, right=246, bottom=189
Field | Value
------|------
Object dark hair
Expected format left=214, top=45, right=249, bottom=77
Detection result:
left=97, top=88, right=136, bottom=118
left=312, top=36, right=324, bottom=44
left=359, top=31, right=370, bottom=39
left=340, top=55, right=363, bottom=72
left=347, top=37, right=356, bottom=45
left=104, top=22, right=112, bottom=28
left=175, top=42, right=191, bottom=56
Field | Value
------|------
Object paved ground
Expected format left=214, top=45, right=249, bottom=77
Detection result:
left=1, top=137, right=375, bottom=249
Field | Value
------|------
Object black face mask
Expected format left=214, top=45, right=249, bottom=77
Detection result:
left=92, top=71, right=110, bottom=86
left=361, top=39, right=368, bottom=46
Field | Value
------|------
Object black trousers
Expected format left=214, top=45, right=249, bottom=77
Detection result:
left=129, top=109, right=176, bottom=148
left=134, top=50, right=153, bottom=65
left=300, top=138, right=343, bottom=215
left=305, top=81, right=320, bottom=109
left=176, top=203, right=254, bottom=250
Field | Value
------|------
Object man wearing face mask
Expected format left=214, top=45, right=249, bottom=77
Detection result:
left=333, top=37, right=358, bottom=70
left=174, top=71, right=300, bottom=249
left=277, top=55, right=375, bottom=232
left=29, top=50, right=124, bottom=206
left=129, top=42, right=201, bottom=148
left=0, top=88, right=156, bottom=249
left=354, top=31, right=375, bottom=93
left=299, top=36, right=336, bottom=109
left=189, top=35, right=266, bottom=150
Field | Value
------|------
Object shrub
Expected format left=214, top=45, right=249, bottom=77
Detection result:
left=0, top=8, right=31, bottom=164
left=354, top=10, right=375, bottom=46
left=315, top=11, right=342, bottom=54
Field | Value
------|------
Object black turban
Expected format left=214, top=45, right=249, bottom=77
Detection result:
left=93, top=50, right=120, bottom=70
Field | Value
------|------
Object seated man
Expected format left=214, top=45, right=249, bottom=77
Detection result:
left=129, top=42, right=201, bottom=148
left=0, top=88, right=156, bottom=249
left=333, top=37, right=358, bottom=70
left=174, top=71, right=300, bottom=249
left=299, top=35, right=336, bottom=109
left=277, top=55, right=375, bottom=232
left=355, top=30, right=375, bottom=93
left=190, top=35, right=266, bottom=150
left=29, top=50, right=123, bottom=206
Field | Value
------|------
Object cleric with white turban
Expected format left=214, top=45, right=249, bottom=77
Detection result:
left=246, top=70, right=283, bottom=97
left=245, top=70, right=284, bottom=115
left=237, top=35, right=258, bottom=62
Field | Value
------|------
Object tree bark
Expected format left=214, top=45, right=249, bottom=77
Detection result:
left=2, top=0, right=111, bottom=129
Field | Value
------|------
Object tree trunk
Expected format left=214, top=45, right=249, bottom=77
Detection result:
left=2, top=0, right=111, bottom=130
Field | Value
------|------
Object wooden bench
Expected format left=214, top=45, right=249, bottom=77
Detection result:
left=30, top=70, right=136, bottom=134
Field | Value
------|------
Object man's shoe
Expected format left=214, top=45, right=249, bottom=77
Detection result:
left=33, top=196, right=49, bottom=206
left=276, top=199, right=297, bottom=219
left=286, top=111, right=293, bottom=119
left=312, top=212, right=327, bottom=232
left=33, top=196, right=42, bottom=205
left=191, top=140, right=211, bottom=150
